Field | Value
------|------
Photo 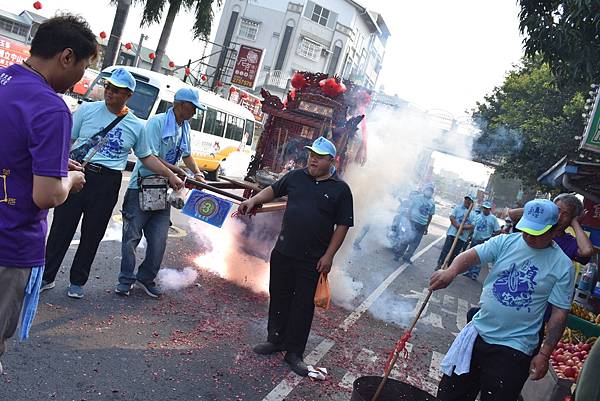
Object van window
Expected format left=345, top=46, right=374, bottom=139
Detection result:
left=84, top=72, right=159, bottom=120
left=156, top=100, right=172, bottom=114
left=190, top=108, right=205, bottom=132
left=245, top=119, right=255, bottom=145
left=203, top=107, right=226, bottom=137
left=225, top=115, right=245, bottom=141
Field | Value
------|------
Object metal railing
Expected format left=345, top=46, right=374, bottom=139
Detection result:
left=266, top=70, right=290, bottom=89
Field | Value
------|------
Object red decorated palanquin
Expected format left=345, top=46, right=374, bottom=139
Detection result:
left=245, top=72, right=371, bottom=185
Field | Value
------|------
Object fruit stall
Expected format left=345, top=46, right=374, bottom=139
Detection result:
left=521, top=259, right=600, bottom=401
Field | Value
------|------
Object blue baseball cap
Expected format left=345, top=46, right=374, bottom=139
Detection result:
left=424, top=183, right=435, bottom=191
left=516, top=199, right=558, bottom=236
left=106, top=67, right=136, bottom=92
left=175, top=88, right=206, bottom=110
left=482, top=201, right=492, bottom=209
left=305, top=136, right=336, bottom=157
left=464, top=194, right=475, bottom=201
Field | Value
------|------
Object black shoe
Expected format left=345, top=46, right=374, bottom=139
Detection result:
left=284, top=352, right=309, bottom=377
left=253, top=342, right=283, bottom=355
left=403, top=257, right=412, bottom=264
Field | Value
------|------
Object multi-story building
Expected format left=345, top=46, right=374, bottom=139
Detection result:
left=0, top=9, right=46, bottom=45
left=206, top=0, right=390, bottom=98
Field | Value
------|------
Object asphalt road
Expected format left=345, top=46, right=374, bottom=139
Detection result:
left=0, top=175, right=486, bottom=401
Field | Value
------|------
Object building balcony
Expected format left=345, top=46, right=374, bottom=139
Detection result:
left=264, top=70, right=290, bottom=90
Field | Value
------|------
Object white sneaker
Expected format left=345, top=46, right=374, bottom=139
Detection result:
left=40, top=280, right=55, bottom=293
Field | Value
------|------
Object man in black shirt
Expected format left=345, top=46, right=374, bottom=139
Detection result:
left=238, top=136, right=354, bottom=376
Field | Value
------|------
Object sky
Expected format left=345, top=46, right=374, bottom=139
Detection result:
left=2, top=0, right=524, bottom=184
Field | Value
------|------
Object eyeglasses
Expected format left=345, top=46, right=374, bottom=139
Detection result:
left=103, top=82, right=128, bottom=94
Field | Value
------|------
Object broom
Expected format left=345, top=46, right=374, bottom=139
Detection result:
left=370, top=201, right=475, bottom=401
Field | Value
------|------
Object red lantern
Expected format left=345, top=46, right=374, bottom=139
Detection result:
left=229, top=87, right=237, bottom=94
left=125, top=43, right=132, bottom=50
left=168, top=61, right=175, bottom=68
left=290, top=72, right=307, bottom=89
left=201, top=74, right=207, bottom=81
left=216, top=80, right=223, bottom=88
left=254, top=98, right=260, bottom=105
left=290, top=88, right=297, bottom=100
left=184, top=67, right=190, bottom=76
left=240, top=92, right=248, bottom=99
left=33, top=1, right=42, bottom=10
left=99, top=31, right=107, bottom=40
left=320, top=77, right=341, bottom=97
left=149, top=52, right=155, bottom=60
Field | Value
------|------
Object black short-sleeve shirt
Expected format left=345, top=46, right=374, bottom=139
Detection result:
left=270, top=168, right=354, bottom=263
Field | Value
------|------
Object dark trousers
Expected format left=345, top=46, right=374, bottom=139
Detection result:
left=438, top=336, right=532, bottom=401
left=267, top=250, right=320, bottom=356
left=395, top=221, right=427, bottom=260
left=0, top=266, right=31, bottom=357
left=437, top=235, right=465, bottom=267
left=44, top=168, right=122, bottom=286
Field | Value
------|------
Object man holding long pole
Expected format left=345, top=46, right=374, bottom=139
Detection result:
left=430, top=199, right=574, bottom=401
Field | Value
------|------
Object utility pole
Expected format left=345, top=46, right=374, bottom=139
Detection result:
left=134, top=34, right=149, bottom=68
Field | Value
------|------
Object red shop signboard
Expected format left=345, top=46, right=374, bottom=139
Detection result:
left=0, top=35, right=30, bottom=68
left=230, top=45, right=263, bottom=89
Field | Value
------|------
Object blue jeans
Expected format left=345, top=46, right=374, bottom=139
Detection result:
left=119, top=189, right=171, bottom=286
left=465, top=239, right=486, bottom=277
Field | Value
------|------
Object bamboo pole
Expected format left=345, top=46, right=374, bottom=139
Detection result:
left=370, top=201, right=475, bottom=401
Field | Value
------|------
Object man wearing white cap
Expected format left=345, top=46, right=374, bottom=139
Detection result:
left=238, top=136, right=354, bottom=376
left=430, top=199, right=574, bottom=401
left=436, top=194, right=475, bottom=269
left=116, top=87, right=206, bottom=298
left=42, top=68, right=183, bottom=299
left=463, top=201, right=500, bottom=280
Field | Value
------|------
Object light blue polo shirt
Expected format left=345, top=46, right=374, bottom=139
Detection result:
left=409, top=193, right=436, bottom=226
left=71, top=101, right=149, bottom=170
left=129, top=112, right=191, bottom=189
left=472, top=213, right=501, bottom=242
left=447, top=204, right=473, bottom=242
left=473, top=233, right=574, bottom=355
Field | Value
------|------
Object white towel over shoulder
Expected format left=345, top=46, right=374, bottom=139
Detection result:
left=440, top=321, right=478, bottom=376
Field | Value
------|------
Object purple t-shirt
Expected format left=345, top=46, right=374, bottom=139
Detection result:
left=554, top=232, right=591, bottom=265
left=0, top=64, right=72, bottom=268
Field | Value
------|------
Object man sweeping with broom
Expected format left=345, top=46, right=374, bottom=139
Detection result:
left=429, top=199, right=574, bottom=401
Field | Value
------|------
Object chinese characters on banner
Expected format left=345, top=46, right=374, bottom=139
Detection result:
left=231, top=45, right=263, bottom=89
left=228, top=88, right=264, bottom=123
left=0, top=35, right=30, bottom=68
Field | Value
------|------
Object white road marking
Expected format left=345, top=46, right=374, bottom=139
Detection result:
left=429, top=350, right=445, bottom=381
left=420, top=312, right=444, bottom=329
left=261, top=236, right=445, bottom=401
left=457, top=298, right=469, bottom=330
left=443, top=294, right=454, bottom=307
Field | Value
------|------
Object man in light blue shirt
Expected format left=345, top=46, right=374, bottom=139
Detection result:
left=436, top=194, right=474, bottom=269
left=393, top=183, right=436, bottom=263
left=116, top=88, right=206, bottom=298
left=430, top=199, right=574, bottom=401
left=463, top=201, right=500, bottom=280
left=42, top=68, right=183, bottom=299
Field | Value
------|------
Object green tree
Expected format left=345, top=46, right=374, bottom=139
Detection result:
left=472, top=57, right=585, bottom=190
left=518, top=0, right=600, bottom=86
left=104, top=0, right=133, bottom=70
left=138, top=0, right=220, bottom=72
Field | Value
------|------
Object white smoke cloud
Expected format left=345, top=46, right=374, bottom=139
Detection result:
left=157, top=267, right=199, bottom=290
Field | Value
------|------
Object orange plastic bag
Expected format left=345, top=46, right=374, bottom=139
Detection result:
left=314, top=273, right=331, bottom=309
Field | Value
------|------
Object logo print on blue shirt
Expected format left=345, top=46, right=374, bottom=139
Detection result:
left=492, top=260, right=538, bottom=311
left=476, top=220, right=488, bottom=232
left=165, top=146, right=180, bottom=164
left=419, top=204, right=431, bottom=216
left=98, top=127, right=124, bottom=159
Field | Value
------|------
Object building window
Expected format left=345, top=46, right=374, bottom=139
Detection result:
left=0, top=18, right=28, bottom=37
left=238, top=20, right=258, bottom=41
left=297, top=38, right=320, bottom=61
left=311, top=4, right=330, bottom=27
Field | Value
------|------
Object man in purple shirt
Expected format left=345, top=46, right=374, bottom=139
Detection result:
left=509, top=193, right=594, bottom=264
left=0, top=15, right=97, bottom=371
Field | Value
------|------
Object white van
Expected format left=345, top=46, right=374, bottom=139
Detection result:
left=83, top=66, right=256, bottom=180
